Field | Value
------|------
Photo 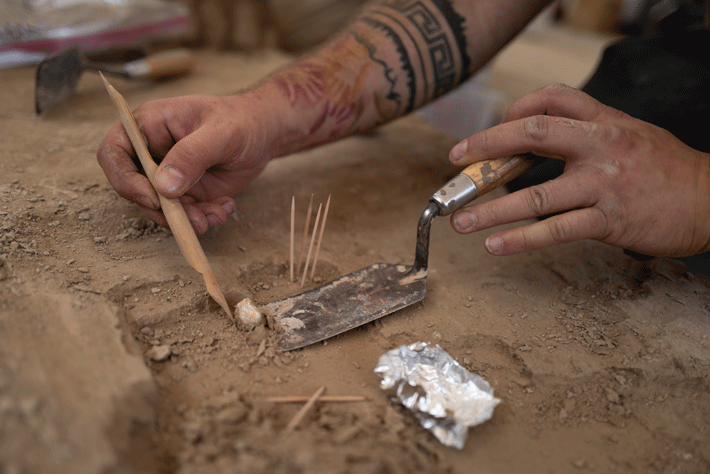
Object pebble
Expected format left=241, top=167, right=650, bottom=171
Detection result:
left=146, top=345, right=172, bottom=362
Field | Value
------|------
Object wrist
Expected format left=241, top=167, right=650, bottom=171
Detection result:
left=696, top=151, right=710, bottom=254
left=236, top=75, right=337, bottom=160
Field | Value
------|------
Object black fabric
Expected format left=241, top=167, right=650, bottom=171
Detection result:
left=504, top=27, right=710, bottom=273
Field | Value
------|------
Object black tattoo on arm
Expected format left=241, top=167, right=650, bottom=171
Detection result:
left=357, top=0, right=471, bottom=113
left=351, top=31, right=403, bottom=112
left=357, top=17, right=417, bottom=113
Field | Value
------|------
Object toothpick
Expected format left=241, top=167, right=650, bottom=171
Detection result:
left=283, top=386, right=326, bottom=434
left=310, top=194, right=330, bottom=280
left=266, top=395, right=366, bottom=403
left=296, top=194, right=314, bottom=278
left=290, top=196, right=295, bottom=283
left=100, top=73, right=233, bottom=321
left=301, top=202, right=322, bottom=287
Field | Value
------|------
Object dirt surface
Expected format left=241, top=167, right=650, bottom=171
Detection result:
left=1, top=50, right=710, bottom=474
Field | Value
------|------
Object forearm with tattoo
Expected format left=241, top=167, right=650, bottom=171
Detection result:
left=261, top=0, right=474, bottom=155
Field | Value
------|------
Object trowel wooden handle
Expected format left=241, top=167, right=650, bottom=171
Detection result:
left=432, top=154, right=540, bottom=215
left=460, top=154, right=536, bottom=197
left=125, top=48, right=194, bottom=80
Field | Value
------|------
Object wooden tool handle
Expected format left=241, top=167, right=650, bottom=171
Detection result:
left=460, top=154, right=536, bottom=197
left=100, top=74, right=233, bottom=321
left=125, top=48, right=194, bottom=80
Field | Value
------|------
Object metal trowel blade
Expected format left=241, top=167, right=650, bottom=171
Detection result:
left=264, top=263, right=427, bottom=351
left=35, top=46, right=85, bottom=114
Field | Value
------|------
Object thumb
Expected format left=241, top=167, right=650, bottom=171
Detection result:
left=152, top=127, right=221, bottom=198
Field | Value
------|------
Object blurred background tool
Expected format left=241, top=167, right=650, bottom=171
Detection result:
left=35, top=46, right=194, bottom=114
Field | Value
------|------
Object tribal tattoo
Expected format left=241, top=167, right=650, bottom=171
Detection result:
left=360, top=0, right=471, bottom=111
left=273, top=0, right=470, bottom=138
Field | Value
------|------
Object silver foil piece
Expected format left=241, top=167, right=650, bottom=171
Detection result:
left=374, top=342, right=501, bottom=449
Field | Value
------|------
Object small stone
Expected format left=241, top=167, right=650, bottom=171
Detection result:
left=146, top=345, right=171, bottom=362
left=235, top=298, right=264, bottom=331
left=605, top=388, right=620, bottom=404
left=78, top=212, right=90, bottom=221
left=77, top=267, right=89, bottom=273
left=151, top=287, right=161, bottom=294
left=93, top=236, right=106, bottom=244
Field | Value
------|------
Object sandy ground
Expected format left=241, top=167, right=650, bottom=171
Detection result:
left=1, top=45, right=710, bottom=474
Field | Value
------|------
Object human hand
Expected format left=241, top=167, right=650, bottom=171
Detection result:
left=97, top=93, right=273, bottom=235
left=448, top=83, right=710, bottom=258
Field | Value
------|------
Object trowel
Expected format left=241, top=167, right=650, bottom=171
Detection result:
left=265, top=154, right=539, bottom=351
left=35, top=45, right=194, bottom=114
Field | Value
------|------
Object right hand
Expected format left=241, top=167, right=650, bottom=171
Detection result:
left=97, top=94, right=273, bottom=235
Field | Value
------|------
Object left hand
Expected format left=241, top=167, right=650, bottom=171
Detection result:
left=448, top=83, right=710, bottom=258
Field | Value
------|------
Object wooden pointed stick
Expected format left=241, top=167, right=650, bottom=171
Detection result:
left=283, top=385, right=325, bottom=434
left=310, top=194, right=330, bottom=280
left=100, top=74, right=233, bottom=321
left=300, top=202, right=322, bottom=287
left=266, top=395, right=366, bottom=403
left=295, top=194, right=313, bottom=278
left=290, top=196, right=295, bottom=283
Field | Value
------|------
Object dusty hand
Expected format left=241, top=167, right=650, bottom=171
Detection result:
left=448, top=83, right=710, bottom=258
left=97, top=94, right=272, bottom=235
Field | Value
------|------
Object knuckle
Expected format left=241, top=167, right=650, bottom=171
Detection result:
left=475, top=129, right=496, bottom=154
left=525, top=185, right=553, bottom=215
left=595, top=199, right=623, bottom=236
left=548, top=217, right=574, bottom=243
left=523, top=115, right=549, bottom=142
left=520, top=228, right=536, bottom=252
left=543, top=82, right=573, bottom=97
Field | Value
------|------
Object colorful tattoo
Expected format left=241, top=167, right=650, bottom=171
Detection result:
left=272, top=0, right=470, bottom=139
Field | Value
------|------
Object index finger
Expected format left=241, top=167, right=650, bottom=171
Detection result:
left=501, top=83, right=616, bottom=124
left=96, top=122, right=160, bottom=210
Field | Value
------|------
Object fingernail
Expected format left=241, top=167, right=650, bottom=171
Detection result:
left=221, top=201, right=236, bottom=215
left=485, top=236, right=503, bottom=254
left=206, top=213, right=220, bottom=227
left=155, top=166, right=186, bottom=193
left=454, top=211, right=476, bottom=231
left=190, top=220, right=205, bottom=235
left=136, top=195, right=159, bottom=210
left=450, top=140, right=468, bottom=162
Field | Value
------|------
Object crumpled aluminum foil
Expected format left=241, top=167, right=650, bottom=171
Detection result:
left=374, top=342, right=501, bottom=449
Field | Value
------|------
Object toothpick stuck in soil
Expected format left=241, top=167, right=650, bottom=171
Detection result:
left=301, top=203, right=322, bottom=287
left=283, top=386, right=326, bottom=434
left=296, top=194, right=314, bottom=277
left=100, top=74, right=233, bottom=321
left=310, top=194, right=330, bottom=280
left=290, top=196, right=295, bottom=283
